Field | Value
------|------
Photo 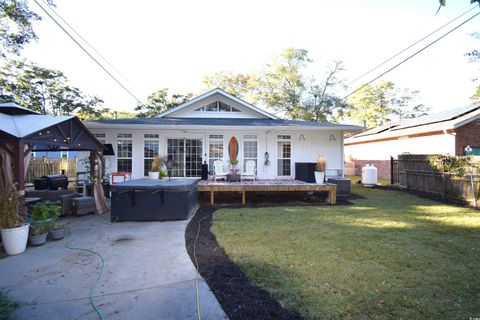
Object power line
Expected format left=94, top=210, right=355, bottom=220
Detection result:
left=342, top=10, right=480, bottom=100
left=345, top=6, right=479, bottom=89
left=32, top=0, right=146, bottom=107
left=39, top=0, right=130, bottom=83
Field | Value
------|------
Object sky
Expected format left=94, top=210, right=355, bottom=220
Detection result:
left=21, top=0, right=480, bottom=115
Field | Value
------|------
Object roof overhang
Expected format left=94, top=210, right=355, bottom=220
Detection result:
left=85, top=121, right=362, bottom=133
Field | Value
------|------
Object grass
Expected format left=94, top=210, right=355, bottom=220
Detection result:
left=0, top=292, right=17, bottom=320
left=211, top=178, right=480, bottom=319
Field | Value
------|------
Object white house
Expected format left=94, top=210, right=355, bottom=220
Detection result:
left=84, top=89, right=361, bottom=180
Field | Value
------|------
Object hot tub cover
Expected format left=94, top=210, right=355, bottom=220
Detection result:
left=110, top=179, right=198, bottom=190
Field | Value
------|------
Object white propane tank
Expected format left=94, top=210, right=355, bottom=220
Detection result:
left=361, top=164, right=378, bottom=187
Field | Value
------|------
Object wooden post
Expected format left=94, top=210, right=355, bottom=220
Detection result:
left=210, top=191, right=214, bottom=205
left=390, top=156, right=394, bottom=185
left=242, top=190, right=246, bottom=205
left=13, top=140, right=25, bottom=193
left=329, top=185, right=337, bottom=205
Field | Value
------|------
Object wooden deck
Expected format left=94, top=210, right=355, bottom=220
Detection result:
left=198, top=180, right=337, bottom=205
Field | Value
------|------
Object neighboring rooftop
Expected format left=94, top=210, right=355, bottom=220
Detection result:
left=347, top=104, right=480, bottom=143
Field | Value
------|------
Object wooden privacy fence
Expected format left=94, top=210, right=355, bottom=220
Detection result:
left=26, top=157, right=77, bottom=184
left=395, top=154, right=480, bottom=206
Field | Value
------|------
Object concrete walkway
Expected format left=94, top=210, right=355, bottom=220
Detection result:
left=0, top=214, right=227, bottom=320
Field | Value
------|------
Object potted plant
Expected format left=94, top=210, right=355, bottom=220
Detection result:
left=48, top=221, right=66, bottom=240
left=29, top=224, right=48, bottom=246
left=0, top=182, right=29, bottom=255
left=149, top=156, right=161, bottom=179
left=149, top=155, right=167, bottom=179
left=159, top=169, right=168, bottom=179
left=315, top=156, right=326, bottom=184
left=228, top=159, right=239, bottom=172
left=28, top=201, right=60, bottom=246
left=46, top=202, right=65, bottom=240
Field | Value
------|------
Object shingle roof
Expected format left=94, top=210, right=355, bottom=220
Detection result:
left=347, top=104, right=480, bottom=143
left=90, top=117, right=362, bottom=130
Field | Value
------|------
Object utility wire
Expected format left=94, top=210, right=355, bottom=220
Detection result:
left=33, top=0, right=146, bottom=107
left=345, top=6, right=479, bottom=89
left=342, top=10, right=480, bottom=100
left=39, top=0, right=130, bottom=83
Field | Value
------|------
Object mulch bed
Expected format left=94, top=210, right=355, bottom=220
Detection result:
left=185, top=205, right=303, bottom=320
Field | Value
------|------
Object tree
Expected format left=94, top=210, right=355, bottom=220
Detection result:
left=135, top=88, right=192, bottom=118
left=302, top=60, right=348, bottom=122
left=472, top=85, right=480, bottom=103
left=256, top=47, right=310, bottom=120
left=201, top=48, right=346, bottom=122
left=0, top=0, right=55, bottom=58
left=76, top=107, right=137, bottom=121
left=0, top=59, right=103, bottom=117
left=343, top=81, right=429, bottom=128
left=202, top=71, right=258, bottom=102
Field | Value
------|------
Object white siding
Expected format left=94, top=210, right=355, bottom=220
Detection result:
left=345, top=133, right=456, bottom=161
left=84, top=128, right=345, bottom=180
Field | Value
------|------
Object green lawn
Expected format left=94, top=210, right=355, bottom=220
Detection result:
left=211, top=179, right=480, bottom=319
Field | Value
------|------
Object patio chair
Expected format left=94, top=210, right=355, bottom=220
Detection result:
left=242, top=160, right=257, bottom=181
left=213, top=160, right=228, bottom=181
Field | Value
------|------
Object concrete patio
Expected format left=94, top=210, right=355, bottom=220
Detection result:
left=0, top=214, right=227, bottom=320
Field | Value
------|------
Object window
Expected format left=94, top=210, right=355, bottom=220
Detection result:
left=209, top=134, right=223, bottom=170
left=60, top=151, right=68, bottom=158
left=144, top=134, right=159, bottom=176
left=277, top=135, right=291, bottom=176
left=93, top=133, right=106, bottom=144
left=243, top=135, right=257, bottom=169
left=117, top=133, right=132, bottom=173
left=195, top=101, right=240, bottom=112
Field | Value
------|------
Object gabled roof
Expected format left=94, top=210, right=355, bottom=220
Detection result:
left=0, top=103, right=103, bottom=151
left=156, top=88, right=279, bottom=119
left=346, top=104, right=480, bottom=144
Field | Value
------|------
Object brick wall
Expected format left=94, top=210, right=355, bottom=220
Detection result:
left=455, top=119, right=480, bottom=156
left=352, top=160, right=391, bottom=180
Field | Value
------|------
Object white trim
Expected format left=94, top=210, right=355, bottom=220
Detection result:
left=155, top=88, right=279, bottom=119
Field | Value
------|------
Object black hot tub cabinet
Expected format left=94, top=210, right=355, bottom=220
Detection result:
left=110, top=179, right=198, bottom=222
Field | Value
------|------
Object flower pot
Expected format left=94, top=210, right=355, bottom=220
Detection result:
left=148, top=172, right=159, bottom=179
left=1, top=224, right=29, bottom=255
left=314, top=171, right=325, bottom=184
left=29, top=232, right=48, bottom=246
left=48, top=228, right=65, bottom=240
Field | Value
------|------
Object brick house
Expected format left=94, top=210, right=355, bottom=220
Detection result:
left=344, top=104, right=480, bottom=180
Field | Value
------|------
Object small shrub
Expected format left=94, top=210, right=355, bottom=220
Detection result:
left=0, top=182, right=24, bottom=229
left=428, top=154, right=480, bottom=176
left=0, top=291, right=17, bottom=320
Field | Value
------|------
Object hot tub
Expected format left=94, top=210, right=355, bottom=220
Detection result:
left=110, top=179, right=198, bottom=222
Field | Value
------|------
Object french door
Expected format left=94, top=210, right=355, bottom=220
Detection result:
left=167, top=139, right=203, bottom=177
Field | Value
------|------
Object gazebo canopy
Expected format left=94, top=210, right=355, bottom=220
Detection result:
left=0, top=103, right=103, bottom=151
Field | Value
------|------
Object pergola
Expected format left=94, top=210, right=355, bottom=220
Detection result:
left=0, top=102, right=107, bottom=212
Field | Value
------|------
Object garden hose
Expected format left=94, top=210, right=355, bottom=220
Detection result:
left=64, top=216, right=110, bottom=320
